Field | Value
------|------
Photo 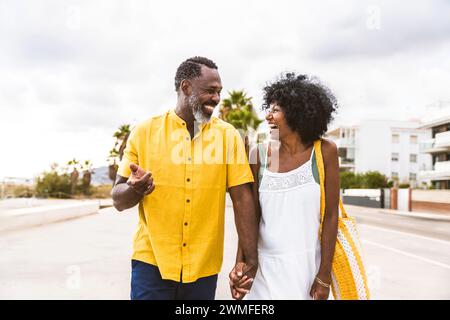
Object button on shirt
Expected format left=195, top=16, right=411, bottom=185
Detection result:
left=117, top=109, right=254, bottom=283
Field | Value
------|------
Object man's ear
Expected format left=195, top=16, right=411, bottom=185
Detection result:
left=180, top=79, right=192, bottom=96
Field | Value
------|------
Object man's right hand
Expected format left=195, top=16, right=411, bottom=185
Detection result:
left=127, top=163, right=155, bottom=196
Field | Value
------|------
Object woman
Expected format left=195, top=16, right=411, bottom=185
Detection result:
left=229, top=73, right=340, bottom=300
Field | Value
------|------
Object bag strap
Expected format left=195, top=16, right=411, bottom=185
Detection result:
left=313, top=139, right=348, bottom=232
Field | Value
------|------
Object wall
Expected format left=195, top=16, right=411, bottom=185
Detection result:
left=411, top=189, right=450, bottom=214
left=353, top=120, right=431, bottom=184
left=342, top=189, right=383, bottom=208
left=355, top=120, right=391, bottom=176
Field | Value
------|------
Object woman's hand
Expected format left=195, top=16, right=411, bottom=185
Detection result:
left=310, top=274, right=331, bottom=300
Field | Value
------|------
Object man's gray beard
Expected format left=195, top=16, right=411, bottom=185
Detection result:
left=189, top=95, right=212, bottom=124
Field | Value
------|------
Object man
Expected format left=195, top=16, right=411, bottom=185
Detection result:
left=112, top=56, right=258, bottom=300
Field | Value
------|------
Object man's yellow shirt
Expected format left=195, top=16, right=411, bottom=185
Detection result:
left=117, top=109, right=254, bottom=283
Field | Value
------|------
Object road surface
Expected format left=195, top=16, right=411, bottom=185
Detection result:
left=0, top=201, right=449, bottom=299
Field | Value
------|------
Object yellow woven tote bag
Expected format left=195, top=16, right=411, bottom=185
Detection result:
left=314, top=139, right=370, bottom=300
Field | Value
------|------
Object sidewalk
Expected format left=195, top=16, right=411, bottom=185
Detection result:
left=343, top=204, right=450, bottom=222
left=379, top=208, right=450, bottom=222
left=0, top=198, right=104, bottom=233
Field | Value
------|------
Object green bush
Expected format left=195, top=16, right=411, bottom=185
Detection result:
left=13, top=185, right=34, bottom=198
left=35, top=171, right=72, bottom=198
left=363, top=171, right=390, bottom=189
left=2, top=184, right=34, bottom=198
left=399, top=183, right=410, bottom=189
left=90, top=184, right=113, bottom=198
left=340, top=171, right=364, bottom=189
left=340, top=171, right=390, bottom=189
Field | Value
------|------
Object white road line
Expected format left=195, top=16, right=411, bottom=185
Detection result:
left=361, top=240, right=450, bottom=270
left=360, top=224, right=450, bottom=246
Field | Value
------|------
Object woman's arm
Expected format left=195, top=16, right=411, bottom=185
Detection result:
left=311, top=138, right=339, bottom=299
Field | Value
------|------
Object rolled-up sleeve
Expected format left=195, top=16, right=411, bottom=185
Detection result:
left=226, top=128, right=254, bottom=188
left=117, top=127, right=139, bottom=178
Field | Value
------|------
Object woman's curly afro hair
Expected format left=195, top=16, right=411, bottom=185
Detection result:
left=262, top=72, right=338, bottom=144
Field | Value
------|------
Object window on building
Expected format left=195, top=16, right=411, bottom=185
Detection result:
left=409, top=173, right=417, bottom=181
left=435, top=154, right=447, bottom=162
left=338, top=147, right=347, bottom=158
left=410, top=154, right=417, bottom=163
left=410, top=135, right=418, bottom=144
left=391, top=153, right=399, bottom=161
left=391, top=172, right=398, bottom=179
left=392, top=134, right=400, bottom=143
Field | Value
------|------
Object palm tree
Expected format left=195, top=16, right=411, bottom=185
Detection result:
left=67, top=158, right=80, bottom=194
left=108, top=124, right=131, bottom=183
left=81, top=160, right=94, bottom=194
left=219, top=90, right=263, bottom=131
left=113, top=125, right=131, bottom=160
left=218, top=90, right=263, bottom=155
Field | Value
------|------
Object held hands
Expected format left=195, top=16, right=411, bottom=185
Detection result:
left=127, top=163, right=155, bottom=196
left=229, top=262, right=256, bottom=300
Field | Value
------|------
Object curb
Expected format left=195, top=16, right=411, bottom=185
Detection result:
left=378, top=209, right=450, bottom=222
left=0, top=201, right=100, bottom=233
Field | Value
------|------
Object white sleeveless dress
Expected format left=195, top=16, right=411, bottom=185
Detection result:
left=246, top=146, right=322, bottom=300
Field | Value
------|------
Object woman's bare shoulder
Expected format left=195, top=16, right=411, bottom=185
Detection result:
left=320, top=138, right=338, bottom=159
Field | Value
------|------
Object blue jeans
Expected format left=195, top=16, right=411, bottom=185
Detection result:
left=130, top=260, right=218, bottom=300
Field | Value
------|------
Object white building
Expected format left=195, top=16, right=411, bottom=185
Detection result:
left=326, top=120, right=432, bottom=186
left=418, top=116, right=450, bottom=189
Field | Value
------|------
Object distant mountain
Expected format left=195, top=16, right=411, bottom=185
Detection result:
left=91, top=166, right=114, bottom=186
left=0, top=177, right=34, bottom=185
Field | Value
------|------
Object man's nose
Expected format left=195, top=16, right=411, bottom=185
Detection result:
left=211, top=93, right=220, bottom=105
left=265, top=113, right=272, bottom=121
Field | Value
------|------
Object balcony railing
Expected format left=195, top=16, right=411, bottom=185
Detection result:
left=333, top=138, right=355, bottom=148
left=420, top=133, right=450, bottom=153
left=435, top=160, right=450, bottom=171
left=339, top=158, right=355, bottom=167
left=435, top=131, right=450, bottom=148
left=419, top=160, right=450, bottom=180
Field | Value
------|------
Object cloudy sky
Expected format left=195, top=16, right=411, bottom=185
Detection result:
left=1, top=0, right=450, bottom=178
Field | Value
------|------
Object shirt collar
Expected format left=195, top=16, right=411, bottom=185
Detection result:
left=168, top=109, right=212, bottom=131
left=168, top=109, right=186, bottom=126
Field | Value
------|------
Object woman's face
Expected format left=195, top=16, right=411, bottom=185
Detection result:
left=265, top=103, right=291, bottom=140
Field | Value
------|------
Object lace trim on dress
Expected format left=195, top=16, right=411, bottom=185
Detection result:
left=259, top=161, right=314, bottom=192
